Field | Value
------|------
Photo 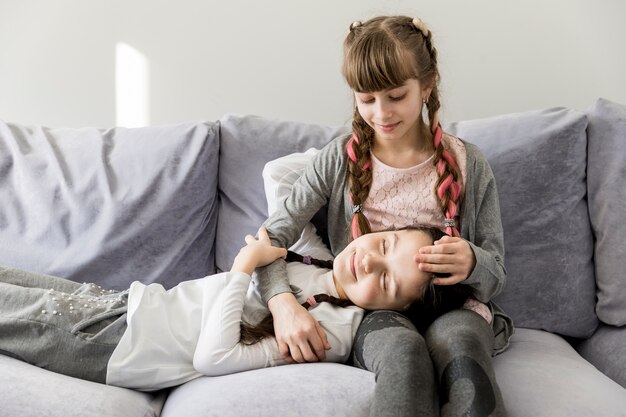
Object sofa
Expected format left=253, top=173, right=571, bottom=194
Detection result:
left=1, top=97, right=625, bottom=417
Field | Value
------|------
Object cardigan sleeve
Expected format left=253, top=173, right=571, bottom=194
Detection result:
left=460, top=143, right=507, bottom=303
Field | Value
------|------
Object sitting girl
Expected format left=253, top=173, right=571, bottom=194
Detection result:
left=0, top=226, right=471, bottom=391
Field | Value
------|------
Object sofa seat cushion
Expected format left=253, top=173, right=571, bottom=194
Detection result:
left=0, top=120, right=220, bottom=290
left=576, top=323, right=626, bottom=389
left=160, top=362, right=374, bottom=417
left=494, top=328, right=626, bottom=417
left=0, top=354, right=165, bottom=417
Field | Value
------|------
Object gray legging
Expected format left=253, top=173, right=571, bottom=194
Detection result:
left=0, top=266, right=127, bottom=383
left=350, top=309, right=506, bottom=417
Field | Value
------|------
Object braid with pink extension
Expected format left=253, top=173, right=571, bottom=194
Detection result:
left=430, top=111, right=461, bottom=237
left=413, top=17, right=463, bottom=237
left=346, top=131, right=373, bottom=239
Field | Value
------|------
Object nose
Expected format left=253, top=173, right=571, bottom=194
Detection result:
left=362, top=253, right=383, bottom=274
left=374, top=100, right=391, bottom=120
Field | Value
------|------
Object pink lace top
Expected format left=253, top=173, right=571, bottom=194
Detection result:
left=363, top=132, right=468, bottom=232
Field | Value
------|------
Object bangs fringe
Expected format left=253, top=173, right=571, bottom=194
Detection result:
left=344, top=32, right=416, bottom=93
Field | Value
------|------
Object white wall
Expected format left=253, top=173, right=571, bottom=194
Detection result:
left=1, top=0, right=624, bottom=128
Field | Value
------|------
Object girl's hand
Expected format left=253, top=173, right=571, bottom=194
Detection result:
left=414, top=236, right=476, bottom=285
left=268, top=293, right=331, bottom=363
left=231, top=227, right=288, bottom=275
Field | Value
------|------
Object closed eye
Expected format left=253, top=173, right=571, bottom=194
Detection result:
left=390, top=94, right=406, bottom=102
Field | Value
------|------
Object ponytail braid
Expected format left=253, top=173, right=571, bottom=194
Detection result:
left=346, top=109, right=374, bottom=239
left=418, top=23, right=462, bottom=237
left=286, top=250, right=333, bottom=270
left=302, top=293, right=353, bottom=310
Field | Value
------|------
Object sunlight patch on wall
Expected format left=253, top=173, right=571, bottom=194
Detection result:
left=115, top=42, right=150, bottom=127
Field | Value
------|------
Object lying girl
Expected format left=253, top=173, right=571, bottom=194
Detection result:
left=0, top=226, right=471, bottom=391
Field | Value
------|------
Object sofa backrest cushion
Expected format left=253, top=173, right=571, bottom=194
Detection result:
left=447, top=108, right=598, bottom=338
left=586, top=98, right=626, bottom=326
left=216, top=114, right=347, bottom=272
left=0, top=120, right=219, bottom=290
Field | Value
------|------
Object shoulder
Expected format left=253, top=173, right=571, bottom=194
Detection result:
left=444, top=133, right=491, bottom=171
left=442, top=131, right=481, bottom=157
left=441, top=131, right=465, bottom=149
left=455, top=139, right=498, bottom=194
left=318, top=132, right=351, bottom=158
left=441, top=132, right=469, bottom=162
left=309, top=133, right=351, bottom=171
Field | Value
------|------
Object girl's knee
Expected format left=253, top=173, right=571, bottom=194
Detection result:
left=425, top=309, right=493, bottom=353
left=358, top=310, right=416, bottom=332
left=352, top=311, right=428, bottom=370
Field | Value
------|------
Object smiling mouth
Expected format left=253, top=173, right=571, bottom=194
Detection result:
left=377, top=122, right=400, bottom=131
left=350, top=253, right=357, bottom=281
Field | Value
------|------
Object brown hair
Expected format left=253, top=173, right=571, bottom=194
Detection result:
left=343, top=16, right=462, bottom=238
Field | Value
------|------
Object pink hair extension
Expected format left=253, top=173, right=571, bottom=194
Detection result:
left=431, top=112, right=440, bottom=134
left=433, top=124, right=442, bottom=147
left=347, top=134, right=358, bottom=162
left=347, top=134, right=371, bottom=171
left=431, top=117, right=461, bottom=237
left=445, top=225, right=460, bottom=237
left=347, top=195, right=360, bottom=239
left=437, top=175, right=461, bottom=201
left=440, top=150, right=458, bottom=169
left=351, top=214, right=360, bottom=239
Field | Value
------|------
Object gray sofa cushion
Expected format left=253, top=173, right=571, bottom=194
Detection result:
left=576, top=324, right=626, bottom=389
left=0, top=354, right=166, bottom=417
left=494, top=328, right=626, bottom=417
left=160, top=363, right=374, bottom=417
left=0, top=120, right=219, bottom=290
left=215, top=114, right=347, bottom=272
left=586, top=98, right=626, bottom=326
left=447, top=108, right=598, bottom=338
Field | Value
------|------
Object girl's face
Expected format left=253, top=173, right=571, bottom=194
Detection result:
left=354, top=79, right=429, bottom=144
left=332, top=229, right=434, bottom=310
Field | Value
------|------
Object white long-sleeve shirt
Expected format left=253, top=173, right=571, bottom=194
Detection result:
left=106, top=263, right=363, bottom=391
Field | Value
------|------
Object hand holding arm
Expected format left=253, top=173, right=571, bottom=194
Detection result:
left=231, top=227, right=288, bottom=276
left=268, top=292, right=331, bottom=363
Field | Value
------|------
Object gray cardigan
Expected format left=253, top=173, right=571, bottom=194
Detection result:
left=259, top=134, right=513, bottom=353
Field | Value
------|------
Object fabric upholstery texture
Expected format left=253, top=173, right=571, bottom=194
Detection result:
left=585, top=98, right=626, bottom=326
left=215, top=114, right=347, bottom=272
left=447, top=108, right=598, bottom=338
left=494, top=328, right=626, bottom=417
left=160, top=363, right=374, bottom=417
left=0, top=354, right=166, bottom=417
left=0, top=120, right=219, bottom=290
left=576, top=323, right=626, bottom=389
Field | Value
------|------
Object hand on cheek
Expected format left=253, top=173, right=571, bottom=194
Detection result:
left=414, top=236, right=476, bottom=285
